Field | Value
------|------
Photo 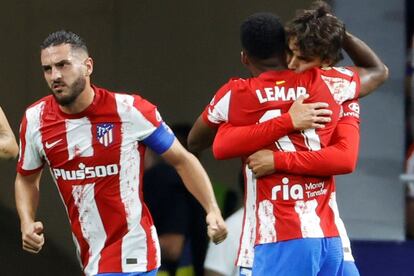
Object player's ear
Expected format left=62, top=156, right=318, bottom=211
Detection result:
left=84, top=57, right=93, bottom=76
left=240, top=50, right=249, bottom=66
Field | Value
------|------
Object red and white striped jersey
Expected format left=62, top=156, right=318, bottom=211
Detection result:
left=17, top=85, right=174, bottom=275
left=202, top=67, right=360, bottom=267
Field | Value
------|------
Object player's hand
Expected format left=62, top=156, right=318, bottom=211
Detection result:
left=21, top=221, right=45, bottom=254
left=289, top=95, right=332, bottom=130
left=206, top=210, right=228, bottom=244
left=247, top=149, right=275, bottom=178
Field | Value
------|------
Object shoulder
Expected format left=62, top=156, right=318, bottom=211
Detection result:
left=321, top=66, right=359, bottom=79
left=23, top=95, right=53, bottom=121
left=111, top=91, right=158, bottom=115
left=312, top=67, right=360, bottom=103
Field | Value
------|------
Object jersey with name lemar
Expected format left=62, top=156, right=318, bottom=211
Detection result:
left=17, top=86, right=176, bottom=276
left=203, top=67, right=360, bottom=259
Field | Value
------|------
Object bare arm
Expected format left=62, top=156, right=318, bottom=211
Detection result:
left=187, top=115, right=217, bottom=153
left=161, top=139, right=227, bottom=243
left=0, top=107, right=18, bottom=159
left=343, top=32, right=389, bottom=97
left=15, top=171, right=45, bottom=253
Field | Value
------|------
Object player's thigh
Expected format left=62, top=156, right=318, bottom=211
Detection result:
left=343, top=261, right=360, bottom=276
left=317, top=237, right=344, bottom=276
left=252, top=238, right=323, bottom=276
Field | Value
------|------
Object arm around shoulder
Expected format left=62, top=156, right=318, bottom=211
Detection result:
left=343, top=32, right=389, bottom=97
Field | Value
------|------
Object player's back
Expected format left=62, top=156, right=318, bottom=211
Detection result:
left=223, top=67, right=360, bottom=245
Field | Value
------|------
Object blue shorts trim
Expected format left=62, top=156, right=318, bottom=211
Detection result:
left=253, top=237, right=344, bottom=276
left=95, top=269, right=158, bottom=276
left=239, top=266, right=252, bottom=276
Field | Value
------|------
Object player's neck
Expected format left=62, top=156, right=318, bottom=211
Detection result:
left=249, top=57, right=287, bottom=77
left=58, top=85, right=95, bottom=114
left=250, top=64, right=287, bottom=77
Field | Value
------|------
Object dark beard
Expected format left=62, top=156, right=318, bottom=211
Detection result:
left=52, top=76, right=86, bottom=106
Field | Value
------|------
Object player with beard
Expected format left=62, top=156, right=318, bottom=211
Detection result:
left=15, top=30, right=227, bottom=276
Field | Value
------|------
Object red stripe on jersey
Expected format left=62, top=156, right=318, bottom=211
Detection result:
left=133, top=96, right=162, bottom=128
left=138, top=144, right=158, bottom=270
left=93, top=97, right=126, bottom=273
left=71, top=204, right=91, bottom=270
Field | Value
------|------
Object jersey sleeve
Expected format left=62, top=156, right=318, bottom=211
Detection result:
left=273, top=99, right=360, bottom=176
left=201, top=81, right=233, bottom=128
left=17, top=111, right=44, bottom=175
left=314, top=66, right=361, bottom=104
left=131, top=95, right=175, bottom=154
left=212, top=113, right=294, bottom=160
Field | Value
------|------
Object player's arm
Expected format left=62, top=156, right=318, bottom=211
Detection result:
left=187, top=115, right=217, bottom=153
left=247, top=120, right=359, bottom=177
left=213, top=96, right=332, bottom=160
left=343, top=32, right=389, bottom=97
left=161, top=139, right=227, bottom=244
left=0, top=107, right=18, bottom=159
left=15, top=171, right=45, bottom=253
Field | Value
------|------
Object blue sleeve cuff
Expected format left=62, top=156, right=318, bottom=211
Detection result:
left=142, top=122, right=175, bottom=154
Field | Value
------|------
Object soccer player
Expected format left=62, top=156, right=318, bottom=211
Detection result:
left=189, top=8, right=387, bottom=276
left=15, top=30, right=227, bottom=276
left=0, top=107, right=18, bottom=159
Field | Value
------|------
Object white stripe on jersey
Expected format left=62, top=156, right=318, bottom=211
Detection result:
left=115, top=94, right=157, bottom=141
left=65, top=118, right=94, bottom=160
left=329, top=192, right=355, bottom=262
left=294, top=199, right=324, bottom=238
left=301, top=129, right=321, bottom=151
left=72, top=183, right=107, bottom=276
left=116, top=94, right=160, bottom=271
left=258, top=109, right=296, bottom=152
left=21, top=102, right=45, bottom=170
left=257, top=200, right=277, bottom=243
left=236, top=166, right=256, bottom=268
left=207, top=90, right=231, bottom=124
left=320, top=75, right=357, bottom=104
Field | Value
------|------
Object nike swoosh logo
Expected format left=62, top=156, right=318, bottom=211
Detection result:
left=45, top=139, right=62, bottom=149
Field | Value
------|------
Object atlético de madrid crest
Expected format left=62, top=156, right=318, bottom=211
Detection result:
left=97, top=123, right=114, bottom=147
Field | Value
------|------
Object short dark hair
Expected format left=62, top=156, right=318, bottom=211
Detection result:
left=40, top=30, right=88, bottom=54
left=286, top=1, right=345, bottom=64
left=240, top=13, right=286, bottom=60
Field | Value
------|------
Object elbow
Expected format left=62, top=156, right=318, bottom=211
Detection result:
left=187, top=136, right=206, bottom=154
left=379, top=63, right=390, bottom=83
left=187, top=140, right=201, bottom=154
left=0, top=139, right=19, bottom=159
left=340, top=156, right=358, bottom=174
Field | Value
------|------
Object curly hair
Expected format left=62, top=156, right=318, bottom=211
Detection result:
left=240, top=12, right=286, bottom=60
left=286, top=1, right=345, bottom=64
